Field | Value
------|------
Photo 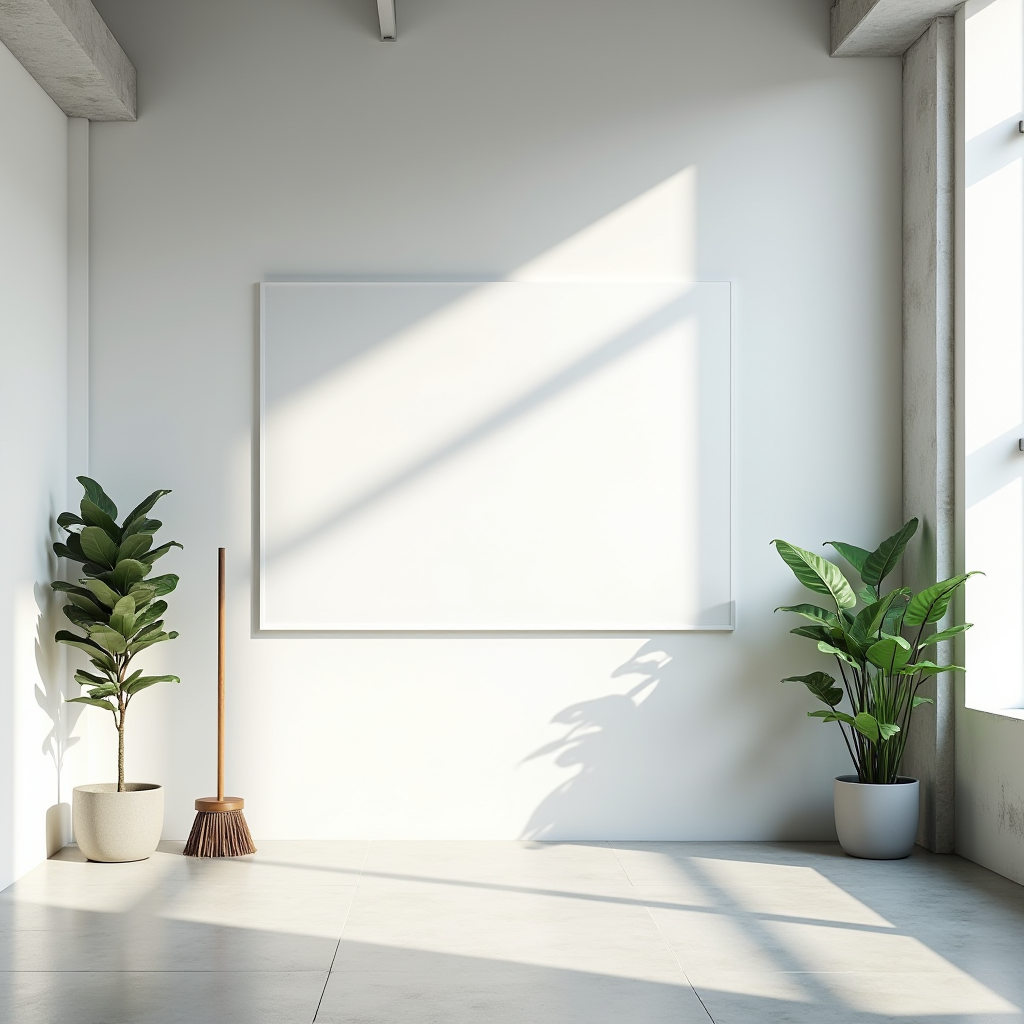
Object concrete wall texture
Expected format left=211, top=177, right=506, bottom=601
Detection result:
left=81, top=0, right=903, bottom=841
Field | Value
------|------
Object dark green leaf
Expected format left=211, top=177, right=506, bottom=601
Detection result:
left=132, top=600, right=167, bottom=632
left=122, top=517, right=162, bottom=539
left=852, top=592, right=901, bottom=643
left=123, top=489, right=171, bottom=528
left=77, top=477, right=118, bottom=519
left=818, top=641, right=857, bottom=665
left=825, top=542, right=871, bottom=575
left=896, top=661, right=965, bottom=676
left=782, top=671, right=843, bottom=707
left=109, top=595, right=137, bottom=638
left=772, top=540, right=856, bottom=610
left=52, top=541, right=88, bottom=564
left=808, top=710, right=856, bottom=725
left=110, top=559, right=150, bottom=591
left=65, top=592, right=106, bottom=616
left=866, top=635, right=912, bottom=671
left=920, top=623, right=973, bottom=646
left=128, top=631, right=172, bottom=654
left=775, top=604, right=839, bottom=626
left=84, top=579, right=121, bottom=609
left=905, top=573, right=982, bottom=626
left=74, top=669, right=113, bottom=687
left=86, top=685, right=118, bottom=699
left=65, top=696, right=116, bottom=712
left=790, top=624, right=834, bottom=643
left=80, top=499, right=121, bottom=542
left=62, top=605, right=105, bottom=630
left=140, top=540, right=183, bottom=565
left=146, top=574, right=179, bottom=596
left=79, top=526, right=118, bottom=570
left=863, top=519, right=919, bottom=588
left=117, top=533, right=153, bottom=562
left=126, top=674, right=180, bottom=695
left=88, top=625, right=127, bottom=654
left=57, top=511, right=85, bottom=530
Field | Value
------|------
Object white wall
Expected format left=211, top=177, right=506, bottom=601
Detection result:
left=0, top=41, right=71, bottom=886
left=955, top=0, right=1024, bottom=883
left=87, top=0, right=902, bottom=840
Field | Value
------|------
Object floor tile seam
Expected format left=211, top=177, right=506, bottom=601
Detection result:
left=604, top=843, right=716, bottom=1024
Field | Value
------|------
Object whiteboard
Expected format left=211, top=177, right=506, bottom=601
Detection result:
left=260, top=281, right=732, bottom=631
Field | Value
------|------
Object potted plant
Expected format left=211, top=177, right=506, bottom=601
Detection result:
left=53, top=477, right=182, bottom=862
left=773, top=518, right=976, bottom=859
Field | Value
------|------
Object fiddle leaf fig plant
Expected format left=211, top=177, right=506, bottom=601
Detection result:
left=53, top=477, right=183, bottom=791
left=774, top=518, right=978, bottom=784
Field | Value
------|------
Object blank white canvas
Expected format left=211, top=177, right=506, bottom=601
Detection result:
left=260, top=281, right=732, bottom=630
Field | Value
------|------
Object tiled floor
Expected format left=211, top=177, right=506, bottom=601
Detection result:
left=0, top=840, right=1022, bottom=1022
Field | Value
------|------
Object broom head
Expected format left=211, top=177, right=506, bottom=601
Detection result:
left=183, top=797, right=256, bottom=857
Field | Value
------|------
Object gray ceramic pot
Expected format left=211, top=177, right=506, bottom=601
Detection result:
left=834, top=775, right=919, bottom=859
left=73, top=783, right=164, bottom=863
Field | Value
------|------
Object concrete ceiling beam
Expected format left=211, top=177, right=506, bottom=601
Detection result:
left=831, top=0, right=962, bottom=57
left=376, top=0, right=396, bottom=41
left=0, top=0, right=135, bottom=120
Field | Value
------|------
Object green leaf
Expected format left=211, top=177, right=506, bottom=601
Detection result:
left=912, top=696, right=935, bottom=708
left=817, top=641, right=857, bottom=665
left=52, top=541, right=88, bottom=564
left=128, top=630, right=174, bottom=654
left=878, top=722, right=900, bottom=740
left=857, top=585, right=878, bottom=605
left=825, top=542, right=871, bottom=575
left=79, top=526, right=119, bottom=570
left=85, top=684, right=118, bottom=699
left=57, top=511, right=85, bottom=530
left=110, top=559, right=150, bottom=591
left=80, top=499, right=121, bottom=542
left=775, top=604, right=839, bottom=626
left=782, top=671, right=843, bottom=707
left=862, top=519, right=919, bottom=588
left=65, top=696, right=116, bottom=712
left=109, top=595, right=137, bottom=638
left=77, top=476, right=118, bottom=520
left=117, top=533, right=153, bottom=562
left=123, top=517, right=162, bottom=539
left=905, top=573, right=981, bottom=626
left=87, top=625, right=128, bottom=654
left=132, top=600, right=167, bottom=632
left=65, top=592, right=106, bottom=616
left=853, top=713, right=879, bottom=743
left=772, top=540, right=856, bottom=610
left=74, top=669, right=113, bottom=687
left=897, top=661, right=965, bottom=677
left=123, top=489, right=171, bottom=528
left=126, top=674, right=180, bottom=695
left=866, top=635, right=912, bottom=671
left=852, top=591, right=901, bottom=643
left=140, top=540, right=183, bottom=565
left=84, top=578, right=121, bottom=609
left=146, top=574, right=179, bottom=596
left=62, top=605, right=105, bottom=630
left=790, top=624, right=834, bottom=643
left=809, top=710, right=856, bottom=725
left=55, top=629, right=104, bottom=653
left=920, top=623, right=973, bottom=646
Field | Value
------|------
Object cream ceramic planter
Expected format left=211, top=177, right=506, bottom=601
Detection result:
left=834, top=775, right=919, bottom=860
left=73, top=784, right=164, bottom=863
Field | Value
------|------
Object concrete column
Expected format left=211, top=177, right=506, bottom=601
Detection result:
left=901, top=17, right=956, bottom=853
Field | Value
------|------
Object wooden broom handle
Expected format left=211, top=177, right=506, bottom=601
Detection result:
left=218, top=547, right=226, bottom=802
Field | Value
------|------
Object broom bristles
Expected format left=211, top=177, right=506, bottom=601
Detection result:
left=183, top=809, right=257, bottom=857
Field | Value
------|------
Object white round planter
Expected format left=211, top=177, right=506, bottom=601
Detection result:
left=834, top=775, right=919, bottom=860
left=73, top=784, right=164, bottom=863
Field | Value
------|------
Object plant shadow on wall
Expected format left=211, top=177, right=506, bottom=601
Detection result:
left=34, top=519, right=84, bottom=855
left=520, top=641, right=677, bottom=840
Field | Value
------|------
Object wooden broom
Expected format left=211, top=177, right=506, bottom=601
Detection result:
left=183, top=548, right=256, bottom=857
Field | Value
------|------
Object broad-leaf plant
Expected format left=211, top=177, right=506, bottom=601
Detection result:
left=773, top=519, right=977, bottom=784
left=53, top=477, right=182, bottom=791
